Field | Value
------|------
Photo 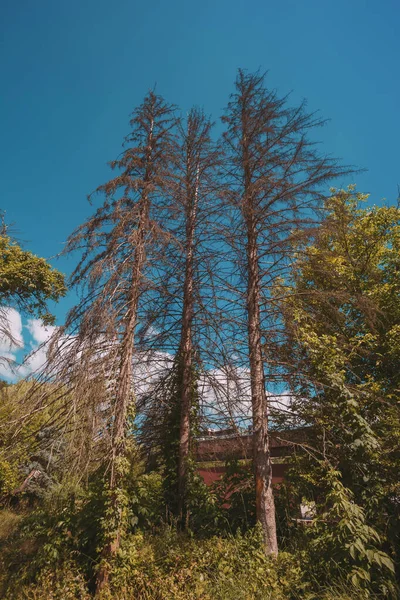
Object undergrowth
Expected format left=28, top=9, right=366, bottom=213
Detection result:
left=0, top=507, right=396, bottom=600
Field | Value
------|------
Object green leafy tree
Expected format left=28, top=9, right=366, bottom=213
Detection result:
left=0, top=234, right=66, bottom=326
left=275, top=187, right=400, bottom=591
left=0, top=231, right=66, bottom=497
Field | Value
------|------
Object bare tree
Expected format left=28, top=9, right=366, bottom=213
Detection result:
left=171, top=109, right=219, bottom=518
left=220, top=70, right=351, bottom=554
left=44, top=91, right=178, bottom=593
left=135, top=108, right=220, bottom=522
left=10, top=71, right=353, bottom=568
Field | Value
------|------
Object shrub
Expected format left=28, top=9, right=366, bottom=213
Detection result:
left=107, top=524, right=305, bottom=600
left=1, top=562, right=90, bottom=600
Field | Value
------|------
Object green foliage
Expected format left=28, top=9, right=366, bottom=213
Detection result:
left=0, top=485, right=88, bottom=597
left=2, top=188, right=400, bottom=599
left=304, top=469, right=397, bottom=598
left=0, top=382, right=70, bottom=501
left=0, top=234, right=66, bottom=324
left=108, top=525, right=305, bottom=600
left=274, top=187, right=400, bottom=585
left=210, top=458, right=256, bottom=533
left=158, top=364, right=183, bottom=515
left=181, top=466, right=221, bottom=534
left=0, top=383, right=43, bottom=498
left=0, top=508, right=22, bottom=540
left=0, top=457, right=19, bottom=497
left=1, top=488, right=395, bottom=599
left=1, top=562, right=90, bottom=600
left=130, top=471, right=164, bottom=530
left=141, top=355, right=201, bottom=523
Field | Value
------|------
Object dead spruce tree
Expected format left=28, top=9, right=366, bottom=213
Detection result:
left=49, top=91, right=178, bottom=593
left=136, top=108, right=220, bottom=523
left=169, top=109, right=219, bottom=519
left=221, top=70, right=350, bottom=554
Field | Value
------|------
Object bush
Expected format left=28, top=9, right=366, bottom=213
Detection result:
left=1, top=562, right=90, bottom=600
left=107, top=524, right=305, bottom=600
left=0, top=509, right=22, bottom=541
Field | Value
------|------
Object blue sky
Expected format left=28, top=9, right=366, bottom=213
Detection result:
left=1, top=0, right=399, bottom=330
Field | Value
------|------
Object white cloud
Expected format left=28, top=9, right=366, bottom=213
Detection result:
left=0, top=312, right=59, bottom=381
left=0, top=311, right=295, bottom=427
left=135, top=356, right=293, bottom=430
left=0, top=350, right=19, bottom=380
left=132, top=350, right=174, bottom=396
left=26, top=319, right=56, bottom=345
left=196, top=366, right=288, bottom=429
left=22, top=345, right=49, bottom=375
left=0, top=308, right=25, bottom=380
left=21, top=318, right=58, bottom=376
left=0, top=307, right=24, bottom=352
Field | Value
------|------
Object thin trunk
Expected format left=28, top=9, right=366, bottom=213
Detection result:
left=177, top=164, right=199, bottom=518
left=96, top=123, right=153, bottom=594
left=95, top=204, right=147, bottom=594
left=246, top=219, right=278, bottom=555
left=242, top=110, right=278, bottom=555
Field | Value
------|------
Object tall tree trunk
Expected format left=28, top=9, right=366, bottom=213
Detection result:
left=95, top=202, right=147, bottom=594
left=242, top=112, right=278, bottom=555
left=246, top=216, right=278, bottom=555
left=96, top=116, right=153, bottom=592
left=177, top=164, right=198, bottom=519
left=222, top=69, right=348, bottom=554
left=56, top=92, right=178, bottom=597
